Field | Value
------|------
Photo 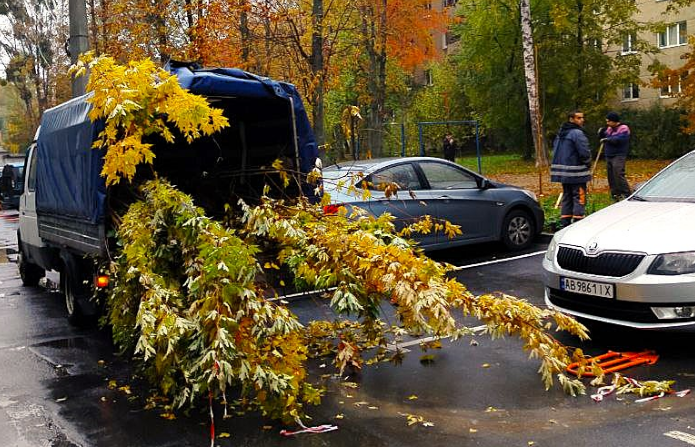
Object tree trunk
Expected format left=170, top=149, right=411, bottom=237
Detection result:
left=519, top=0, right=547, bottom=167
left=152, top=0, right=169, bottom=63
left=360, top=0, right=387, bottom=158
left=576, top=0, right=583, bottom=96
left=311, top=0, right=325, bottom=150
left=88, top=0, right=99, bottom=54
left=240, top=0, right=250, bottom=65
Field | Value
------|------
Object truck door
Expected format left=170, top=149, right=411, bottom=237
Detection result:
left=19, top=144, right=45, bottom=257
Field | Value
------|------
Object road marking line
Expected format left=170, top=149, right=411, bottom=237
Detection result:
left=665, top=431, right=695, bottom=445
left=449, top=250, right=546, bottom=271
left=268, top=251, right=546, bottom=302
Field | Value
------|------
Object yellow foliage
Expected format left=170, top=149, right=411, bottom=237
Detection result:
left=70, top=53, right=229, bottom=185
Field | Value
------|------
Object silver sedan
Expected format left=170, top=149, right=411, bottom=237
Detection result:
left=322, top=157, right=544, bottom=251
left=543, top=150, right=695, bottom=330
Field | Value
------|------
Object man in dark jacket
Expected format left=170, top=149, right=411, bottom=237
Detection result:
left=550, top=111, right=592, bottom=228
left=443, top=133, right=457, bottom=162
left=599, top=111, right=631, bottom=201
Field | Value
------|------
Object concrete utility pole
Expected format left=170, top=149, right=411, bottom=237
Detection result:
left=69, top=0, right=89, bottom=97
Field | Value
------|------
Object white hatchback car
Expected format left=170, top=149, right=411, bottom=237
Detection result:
left=543, top=150, right=695, bottom=330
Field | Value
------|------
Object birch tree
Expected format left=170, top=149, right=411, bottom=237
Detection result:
left=519, top=0, right=546, bottom=166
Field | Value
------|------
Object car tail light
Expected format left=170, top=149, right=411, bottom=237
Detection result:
left=323, top=204, right=343, bottom=215
left=95, top=275, right=109, bottom=288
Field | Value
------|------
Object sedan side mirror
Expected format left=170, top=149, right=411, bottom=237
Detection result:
left=479, top=178, right=491, bottom=189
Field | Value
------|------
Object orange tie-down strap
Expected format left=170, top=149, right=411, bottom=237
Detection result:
left=567, top=350, right=659, bottom=377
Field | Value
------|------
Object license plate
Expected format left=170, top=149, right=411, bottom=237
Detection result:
left=560, top=277, right=614, bottom=298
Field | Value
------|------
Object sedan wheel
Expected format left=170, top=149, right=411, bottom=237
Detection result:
left=502, top=210, right=534, bottom=250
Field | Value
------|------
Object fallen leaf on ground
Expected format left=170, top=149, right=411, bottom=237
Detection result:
left=160, top=412, right=176, bottom=420
left=335, top=414, right=344, bottom=420
left=55, top=397, right=67, bottom=403
left=218, top=432, right=231, bottom=438
left=118, top=385, right=131, bottom=395
left=481, top=363, right=491, bottom=368
left=469, top=428, right=478, bottom=433
left=408, top=395, right=418, bottom=400
left=420, top=355, right=435, bottom=364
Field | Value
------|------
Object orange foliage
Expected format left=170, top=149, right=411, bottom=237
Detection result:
left=651, top=38, right=695, bottom=134
left=386, top=0, right=450, bottom=71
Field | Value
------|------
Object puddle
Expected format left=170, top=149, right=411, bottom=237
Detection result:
left=34, top=338, right=88, bottom=350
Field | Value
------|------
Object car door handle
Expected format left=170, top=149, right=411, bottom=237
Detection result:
left=437, top=195, right=452, bottom=200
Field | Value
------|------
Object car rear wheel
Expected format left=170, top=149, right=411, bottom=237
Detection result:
left=501, top=209, right=534, bottom=250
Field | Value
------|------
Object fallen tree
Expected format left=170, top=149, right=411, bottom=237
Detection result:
left=73, top=54, right=590, bottom=424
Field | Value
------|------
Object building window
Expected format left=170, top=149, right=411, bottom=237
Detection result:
left=660, top=73, right=687, bottom=97
left=622, top=83, right=640, bottom=101
left=658, top=21, right=687, bottom=48
left=621, top=33, right=637, bottom=54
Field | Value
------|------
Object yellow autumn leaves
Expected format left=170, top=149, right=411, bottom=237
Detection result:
left=69, top=53, right=229, bottom=186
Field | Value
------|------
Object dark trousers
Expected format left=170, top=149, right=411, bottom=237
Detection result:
left=606, top=155, right=631, bottom=200
left=560, top=183, right=587, bottom=227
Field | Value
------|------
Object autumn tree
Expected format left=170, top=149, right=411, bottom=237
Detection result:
left=0, top=0, right=72, bottom=149
left=343, top=0, right=449, bottom=157
left=452, top=0, right=649, bottom=156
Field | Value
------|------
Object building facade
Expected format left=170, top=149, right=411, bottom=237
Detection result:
left=617, top=2, right=695, bottom=108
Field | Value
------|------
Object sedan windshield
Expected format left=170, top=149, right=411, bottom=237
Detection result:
left=635, top=153, right=695, bottom=202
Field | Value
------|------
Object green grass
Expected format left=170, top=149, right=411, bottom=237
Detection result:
left=540, top=192, right=614, bottom=232
left=457, top=153, right=537, bottom=175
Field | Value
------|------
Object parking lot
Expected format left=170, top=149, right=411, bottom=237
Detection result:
left=2, top=214, right=695, bottom=446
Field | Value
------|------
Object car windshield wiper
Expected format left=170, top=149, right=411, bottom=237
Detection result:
left=630, top=195, right=648, bottom=202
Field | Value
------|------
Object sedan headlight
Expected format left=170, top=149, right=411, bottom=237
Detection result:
left=648, top=251, right=695, bottom=275
left=545, top=235, right=558, bottom=261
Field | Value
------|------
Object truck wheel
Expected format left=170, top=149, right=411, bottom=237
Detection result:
left=501, top=209, right=534, bottom=251
left=62, top=268, right=92, bottom=327
left=18, top=250, right=45, bottom=287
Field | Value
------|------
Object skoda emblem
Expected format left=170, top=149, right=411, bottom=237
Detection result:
left=587, top=242, right=599, bottom=254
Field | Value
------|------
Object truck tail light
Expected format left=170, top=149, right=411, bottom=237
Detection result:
left=95, top=275, right=109, bottom=288
left=322, top=204, right=343, bottom=215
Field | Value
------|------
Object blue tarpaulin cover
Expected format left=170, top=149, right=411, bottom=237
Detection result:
left=35, top=65, right=318, bottom=223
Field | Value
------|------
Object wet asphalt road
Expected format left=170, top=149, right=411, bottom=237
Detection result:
left=2, top=213, right=695, bottom=447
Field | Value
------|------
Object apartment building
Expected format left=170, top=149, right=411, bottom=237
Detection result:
left=418, top=0, right=460, bottom=86
left=618, top=2, right=695, bottom=108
